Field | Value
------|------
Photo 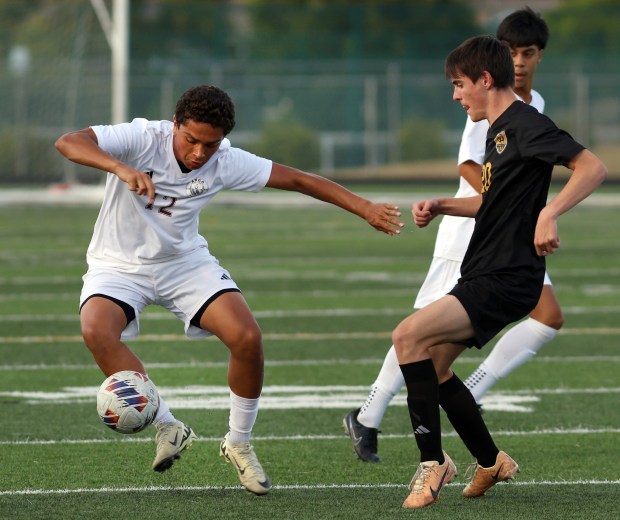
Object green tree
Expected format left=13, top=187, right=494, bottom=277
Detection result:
left=0, top=1, right=106, bottom=59
left=244, top=0, right=477, bottom=60
left=130, top=0, right=235, bottom=60
left=248, top=109, right=320, bottom=171
left=546, top=0, right=620, bottom=59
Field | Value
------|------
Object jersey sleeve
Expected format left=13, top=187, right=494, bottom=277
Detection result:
left=517, top=112, right=585, bottom=166
left=457, top=116, right=489, bottom=166
left=91, top=118, right=151, bottom=163
left=218, top=146, right=272, bottom=192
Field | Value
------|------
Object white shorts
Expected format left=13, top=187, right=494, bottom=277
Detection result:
left=413, top=257, right=461, bottom=309
left=80, top=248, right=239, bottom=340
left=413, top=256, right=552, bottom=309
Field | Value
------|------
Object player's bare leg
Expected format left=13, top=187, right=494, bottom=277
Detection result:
left=393, top=295, right=473, bottom=366
left=200, top=291, right=271, bottom=495
left=199, top=291, right=264, bottom=399
left=393, top=296, right=514, bottom=507
left=530, top=284, right=563, bottom=329
left=392, top=296, right=469, bottom=507
left=81, top=297, right=194, bottom=472
left=80, top=297, right=145, bottom=376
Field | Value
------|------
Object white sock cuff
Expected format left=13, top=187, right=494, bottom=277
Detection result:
left=228, top=391, right=259, bottom=444
left=373, top=345, right=405, bottom=395
left=147, top=374, right=174, bottom=425
left=230, top=391, right=260, bottom=411
left=525, top=317, right=560, bottom=341
left=153, top=396, right=175, bottom=424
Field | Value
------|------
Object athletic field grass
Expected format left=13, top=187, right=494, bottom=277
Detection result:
left=1, top=184, right=619, bottom=519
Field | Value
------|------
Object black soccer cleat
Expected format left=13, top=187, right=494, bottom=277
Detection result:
left=342, top=409, right=381, bottom=463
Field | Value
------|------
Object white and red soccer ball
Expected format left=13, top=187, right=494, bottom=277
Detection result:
left=96, top=371, right=160, bottom=434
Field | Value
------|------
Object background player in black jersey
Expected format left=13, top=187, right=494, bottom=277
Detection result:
left=396, top=35, right=607, bottom=509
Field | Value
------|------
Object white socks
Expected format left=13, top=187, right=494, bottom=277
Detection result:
left=358, top=345, right=404, bottom=429
left=464, top=318, right=559, bottom=402
left=153, top=395, right=175, bottom=424
left=155, top=389, right=259, bottom=442
left=228, top=391, right=259, bottom=445
left=357, top=318, right=558, bottom=428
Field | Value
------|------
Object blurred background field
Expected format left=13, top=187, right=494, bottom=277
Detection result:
left=1, top=0, right=619, bottom=186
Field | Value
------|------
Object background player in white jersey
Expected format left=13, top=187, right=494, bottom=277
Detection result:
left=55, top=85, right=404, bottom=495
left=344, top=7, right=560, bottom=463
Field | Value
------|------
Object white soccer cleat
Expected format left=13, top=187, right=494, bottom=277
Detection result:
left=152, top=420, right=197, bottom=472
left=219, top=433, right=271, bottom=495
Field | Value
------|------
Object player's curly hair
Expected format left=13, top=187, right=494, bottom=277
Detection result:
left=175, top=85, right=236, bottom=135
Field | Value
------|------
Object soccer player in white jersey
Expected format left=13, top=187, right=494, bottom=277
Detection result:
left=55, top=85, right=404, bottom=495
left=343, top=7, right=562, bottom=463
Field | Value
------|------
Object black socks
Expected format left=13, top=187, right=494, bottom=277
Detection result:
left=439, top=373, right=499, bottom=468
left=400, top=359, right=499, bottom=468
left=400, top=359, right=444, bottom=464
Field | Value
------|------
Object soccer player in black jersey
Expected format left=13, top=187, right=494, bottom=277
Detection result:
left=396, top=35, right=607, bottom=509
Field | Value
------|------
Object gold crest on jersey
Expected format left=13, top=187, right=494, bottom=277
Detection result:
left=494, top=130, right=507, bottom=154
left=186, top=178, right=208, bottom=196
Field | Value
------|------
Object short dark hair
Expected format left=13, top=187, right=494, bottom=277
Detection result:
left=496, top=6, right=549, bottom=50
left=445, top=35, right=515, bottom=89
left=174, top=85, right=236, bottom=135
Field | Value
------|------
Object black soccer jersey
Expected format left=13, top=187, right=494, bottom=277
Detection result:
left=460, top=101, right=585, bottom=284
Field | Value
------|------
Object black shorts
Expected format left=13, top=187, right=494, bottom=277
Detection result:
left=449, top=273, right=543, bottom=349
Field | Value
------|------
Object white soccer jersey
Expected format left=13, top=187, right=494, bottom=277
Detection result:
left=432, top=90, right=545, bottom=261
left=88, top=118, right=272, bottom=267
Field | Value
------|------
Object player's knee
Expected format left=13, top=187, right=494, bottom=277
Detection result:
left=532, top=287, right=564, bottom=330
left=531, top=309, right=564, bottom=330
left=226, top=325, right=263, bottom=362
left=546, top=312, right=564, bottom=330
left=81, top=323, right=118, bottom=354
left=392, top=326, right=419, bottom=360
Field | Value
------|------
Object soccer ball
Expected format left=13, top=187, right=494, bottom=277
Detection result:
left=96, top=371, right=160, bottom=434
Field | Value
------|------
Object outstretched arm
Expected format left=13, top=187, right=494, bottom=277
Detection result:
left=266, top=162, right=404, bottom=235
left=55, top=128, right=156, bottom=205
left=535, top=149, right=607, bottom=256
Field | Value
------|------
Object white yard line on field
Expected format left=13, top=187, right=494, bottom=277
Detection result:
left=2, top=385, right=620, bottom=413
left=1, top=479, right=620, bottom=496
left=1, top=326, right=620, bottom=345
left=1, top=305, right=620, bottom=323
left=0, top=288, right=418, bottom=302
left=1, top=355, right=620, bottom=372
left=2, top=427, right=620, bottom=448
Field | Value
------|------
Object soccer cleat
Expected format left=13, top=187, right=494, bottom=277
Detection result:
left=220, top=433, right=271, bottom=495
left=402, top=451, right=457, bottom=509
left=342, top=409, right=381, bottom=463
left=152, top=420, right=197, bottom=472
left=463, top=450, right=520, bottom=498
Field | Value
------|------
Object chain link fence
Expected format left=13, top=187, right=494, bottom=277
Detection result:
left=1, top=2, right=618, bottom=184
